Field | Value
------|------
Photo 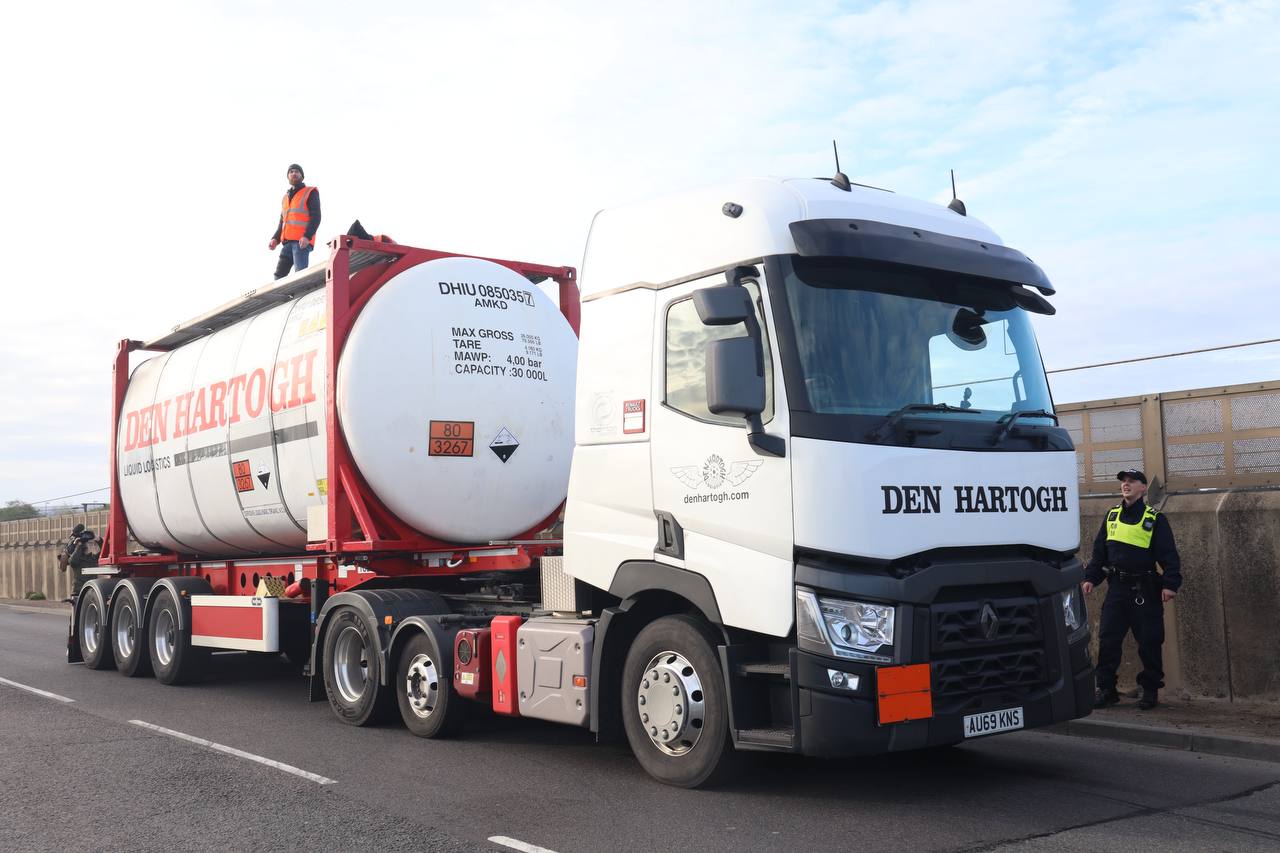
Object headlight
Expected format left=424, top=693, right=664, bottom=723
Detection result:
left=796, top=587, right=896, bottom=663
left=1061, top=586, right=1088, bottom=641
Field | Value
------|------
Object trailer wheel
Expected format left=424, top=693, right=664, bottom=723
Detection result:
left=111, top=592, right=151, bottom=677
left=621, top=614, right=736, bottom=788
left=149, top=590, right=209, bottom=685
left=78, top=585, right=113, bottom=671
left=395, top=632, right=466, bottom=738
left=323, top=606, right=391, bottom=726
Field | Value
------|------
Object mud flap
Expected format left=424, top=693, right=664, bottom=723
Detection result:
left=67, top=603, right=83, bottom=663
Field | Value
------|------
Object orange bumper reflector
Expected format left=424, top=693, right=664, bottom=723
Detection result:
left=572, top=675, right=587, bottom=688
left=383, top=615, right=393, bottom=625
left=876, top=663, right=933, bottom=725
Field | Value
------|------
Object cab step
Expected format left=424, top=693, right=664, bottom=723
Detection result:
left=735, top=661, right=791, bottom=679
left=735, top=727, right=795, bottom=751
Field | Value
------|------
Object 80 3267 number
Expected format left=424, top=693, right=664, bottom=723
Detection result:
left=428, top=421, right=475, bottom=457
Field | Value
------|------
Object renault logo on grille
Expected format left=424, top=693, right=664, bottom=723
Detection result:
left=980, top=602, right=1000, bottom=641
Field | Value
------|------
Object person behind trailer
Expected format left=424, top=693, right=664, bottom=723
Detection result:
left=268, top=163, right=321, bottom=279
left=1083, top=469, right=1182, bottom=710
left=57, top=523, right=101, bottom=601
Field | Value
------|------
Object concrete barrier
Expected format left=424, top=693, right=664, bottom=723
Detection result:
left=1081, top=488, right=1280, bottom=701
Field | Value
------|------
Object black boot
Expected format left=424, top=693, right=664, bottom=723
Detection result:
left=1138, top=688, right=1158, bottom=710
left=1094, top=686, right=1120, bottom=708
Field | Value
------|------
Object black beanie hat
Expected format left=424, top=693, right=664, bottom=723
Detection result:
left=287, top=163, right=304, bottom=179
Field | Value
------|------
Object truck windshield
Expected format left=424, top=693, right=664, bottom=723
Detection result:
left=777, top=256, right=1055, bottom=422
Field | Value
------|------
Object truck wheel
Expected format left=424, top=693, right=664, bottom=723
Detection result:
left=111, top=591, right=151, bottom=677
left=395, top=632, right=466, bottom=738
left=149, top=589, right=209, bottom=685
left=323, top=606, right=391, bottom=726
left=78, top=585, right=113, bottom=671
left=621, top=614, right=736, bottom=788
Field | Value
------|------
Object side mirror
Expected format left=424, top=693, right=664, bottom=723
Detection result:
left=706, top=337, right=765, bottom=417
left=947, top=307, right=988, bottom=351
left=693, top=285, right=752, bottom=326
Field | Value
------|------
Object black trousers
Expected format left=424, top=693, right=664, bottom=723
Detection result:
left=1095, top=581, right=1165, bottom=691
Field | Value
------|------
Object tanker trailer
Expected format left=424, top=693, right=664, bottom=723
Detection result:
left=73, top=243, right=581, bottom=692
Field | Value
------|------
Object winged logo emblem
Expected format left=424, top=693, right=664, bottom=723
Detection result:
left=670, top=454, right=763, bottom=491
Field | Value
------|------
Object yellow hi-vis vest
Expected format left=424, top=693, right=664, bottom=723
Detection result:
left=1105, top=503, right=1158, bottom=549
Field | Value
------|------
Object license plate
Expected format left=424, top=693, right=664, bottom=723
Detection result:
left=963, top=707, right=1024, bottom=738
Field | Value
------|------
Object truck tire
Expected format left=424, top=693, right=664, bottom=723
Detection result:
left=395, top=632, right=467, bottom=738
left=111, top=590, right=151, bottom=677
left=323, top=606, right=391, bottom=726
left=148, top=589, right=210, bottom=685
left=621, top=614, right=736, bottom=788
left=77, top=584, right=113, bottom=671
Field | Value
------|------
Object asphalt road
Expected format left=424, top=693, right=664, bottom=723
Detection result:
left=2, top=602, right=1279, bottom=853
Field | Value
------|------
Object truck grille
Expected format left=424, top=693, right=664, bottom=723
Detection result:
left=932, top=648, right=1047, bottom=698
left=931, top=596, right=1040, bottom=653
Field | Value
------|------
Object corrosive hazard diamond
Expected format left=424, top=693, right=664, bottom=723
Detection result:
left=489, top=427, right=519, bottom=463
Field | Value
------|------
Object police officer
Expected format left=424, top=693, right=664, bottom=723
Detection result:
left=1083, top=469, right=1181, bottom=710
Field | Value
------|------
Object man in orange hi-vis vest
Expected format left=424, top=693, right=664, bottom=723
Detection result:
left=268, top=163, right=321, bottom=279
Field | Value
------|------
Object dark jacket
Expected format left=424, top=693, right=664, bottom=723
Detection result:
left=1084, top=498, right=1181, bottom=592
left=271, top=184, right=322, bottom=243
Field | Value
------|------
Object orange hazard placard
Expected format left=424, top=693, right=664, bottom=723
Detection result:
left=429, top=421, right=475, bottom=457
left=231, top=459, right=255, bottom=493
left=876, top=663, right=933, bottom=725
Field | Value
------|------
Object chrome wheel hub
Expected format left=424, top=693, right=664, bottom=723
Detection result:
left=153, top=607, right=176, bottom=667
left=636, top=651, right=706, bottom=756
left=332, top=626, right=370, bottom=705
left=404, top=653, right=441, bottom=719
left=115, top=602, right=136, bottom=660
left=81, top=599, right=101, bottom=656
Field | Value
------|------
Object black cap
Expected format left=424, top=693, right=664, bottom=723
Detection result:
left=287, top=163, right=304, bottom=179
left=1116, top=469, right=1147, bottom=484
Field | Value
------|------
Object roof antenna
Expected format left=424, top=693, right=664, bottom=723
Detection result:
left=831, top=140, right=851, bottom=192
left=948, top=169, right=967, bottom=216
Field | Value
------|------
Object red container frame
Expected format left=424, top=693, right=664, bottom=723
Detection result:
left=101, top=237, right=579, bottom=589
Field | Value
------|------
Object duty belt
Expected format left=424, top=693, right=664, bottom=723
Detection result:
left=1104, top=566, right=1157, bottom=604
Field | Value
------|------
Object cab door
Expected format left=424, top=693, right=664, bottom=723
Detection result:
left=649, top=271, right=794, bottom=637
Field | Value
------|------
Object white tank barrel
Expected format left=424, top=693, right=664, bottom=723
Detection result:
left=117, top=256, right=578, bottom=555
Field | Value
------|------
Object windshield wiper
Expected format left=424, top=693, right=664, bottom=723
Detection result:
left=866, top=403, right=983, bottom=443
left=992, top=409, right=1059, bottom=445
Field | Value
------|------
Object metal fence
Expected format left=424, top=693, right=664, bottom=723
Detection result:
left=1059, top=380, right=1280, bottom=496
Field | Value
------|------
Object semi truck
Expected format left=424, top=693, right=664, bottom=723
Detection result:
left=69, top=174, right=1093, bottom=787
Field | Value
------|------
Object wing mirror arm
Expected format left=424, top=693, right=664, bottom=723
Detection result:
left=696, top=269, right=786, bottom=459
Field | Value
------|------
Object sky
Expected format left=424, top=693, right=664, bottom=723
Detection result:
left=1, top=0, right=1277, bottom=507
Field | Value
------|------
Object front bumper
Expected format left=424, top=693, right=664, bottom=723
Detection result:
left=788, top=552, right=1095, bottom=756
left=793, top=645, right=1094, bottom=756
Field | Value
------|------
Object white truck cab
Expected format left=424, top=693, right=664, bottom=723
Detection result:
left=564, top=176, right=1092, bottom=785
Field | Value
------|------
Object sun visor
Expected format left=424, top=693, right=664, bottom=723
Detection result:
left=789, top=219, right=1055, bottom=295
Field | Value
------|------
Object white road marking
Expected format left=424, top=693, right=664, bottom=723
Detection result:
left=129, top=720, right=337, bottom=785
left=489, top=837, right=561, bottom=853
left=0, top=676, right=75, bottom=703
